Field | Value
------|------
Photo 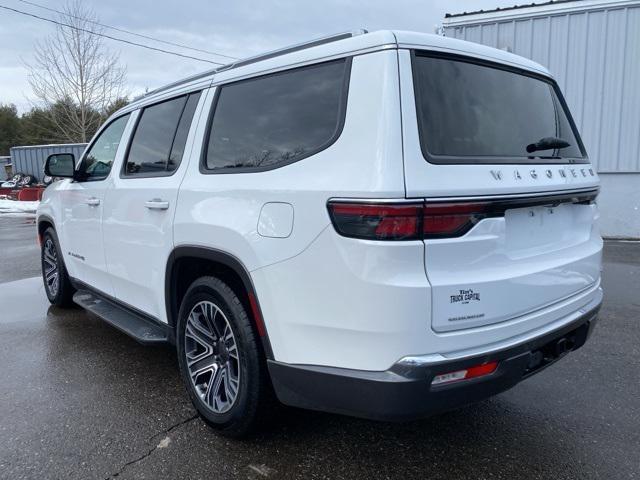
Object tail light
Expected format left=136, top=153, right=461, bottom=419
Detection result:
left=327, top=201, right=491, bottom=240
left=328, top=190, right=599, bottom=241
left=327, top=203, right=422, bottom=240
left=422, top=202, right=489, bottom=239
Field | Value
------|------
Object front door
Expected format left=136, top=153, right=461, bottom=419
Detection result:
left=59, top=113, right=132, bottom=297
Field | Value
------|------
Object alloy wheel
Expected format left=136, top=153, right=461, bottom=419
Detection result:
left=184, top=301, right=240, bottom=414
left=43, top=238, right=59, bottom=297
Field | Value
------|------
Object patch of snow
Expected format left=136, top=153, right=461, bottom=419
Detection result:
left=0, top=199, right=39, bottom=214
left=157, top=436, right=171, bottom=448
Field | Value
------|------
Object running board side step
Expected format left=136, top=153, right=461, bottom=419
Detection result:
left=73, top=290, right=169, bottom=345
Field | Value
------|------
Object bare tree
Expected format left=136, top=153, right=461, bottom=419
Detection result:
left=26, top=0, right=126, bottom=142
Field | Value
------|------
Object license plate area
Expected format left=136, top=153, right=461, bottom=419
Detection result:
left=505, top=203, right=574, bottom=253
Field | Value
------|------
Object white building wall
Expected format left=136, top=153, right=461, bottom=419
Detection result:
left=443, top=0, right=640, bottom=238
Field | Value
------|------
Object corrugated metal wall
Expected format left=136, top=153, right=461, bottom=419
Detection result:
left=9, top=144, right=87, bottom=182
left=444, top=2, right=640, bottom=173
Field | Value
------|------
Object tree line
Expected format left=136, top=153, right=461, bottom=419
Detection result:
left=0, top=99, right=127, bottom=156
left=1, top=0, right=128, bottom=156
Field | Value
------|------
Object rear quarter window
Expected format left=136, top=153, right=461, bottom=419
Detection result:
left=203, top=58, right=350, bottom=173
left=412, top=51, right=587, bottom=164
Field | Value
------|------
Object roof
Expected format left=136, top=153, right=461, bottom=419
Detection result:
left=10, top=143, right=87, bottom=150
left=445, top=0, right=577, bottom=18
left=119, top=29, right=551, bottom=116
left=443, top=0, right=640, bottom=24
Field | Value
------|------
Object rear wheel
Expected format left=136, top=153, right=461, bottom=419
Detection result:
left=41, top=227, right=75, bottom=307
left=176, top=276, right=270, bottom=438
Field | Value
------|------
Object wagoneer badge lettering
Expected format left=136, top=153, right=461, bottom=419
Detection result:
left=559, top=169, right=567, bottom=178
left=514, top=170, right=522, bottom=180
left=530, top=170, right=538, bottom=179
left=546, top=169, right=553, bottom=178
left=490, top=170, right=503, bottom=180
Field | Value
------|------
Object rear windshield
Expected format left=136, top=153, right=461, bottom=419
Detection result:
left=412, top=52, right=586, bottom=164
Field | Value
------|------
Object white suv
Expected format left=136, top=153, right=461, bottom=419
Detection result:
left=37, top=30, right=603, bottom=437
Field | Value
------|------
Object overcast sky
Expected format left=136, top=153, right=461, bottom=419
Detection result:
left=0, top=0, right=519, bottom=113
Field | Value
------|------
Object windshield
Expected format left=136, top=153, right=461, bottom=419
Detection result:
left=412, top=51, right=586, bottom=164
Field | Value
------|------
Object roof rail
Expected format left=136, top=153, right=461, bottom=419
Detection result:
left=226, top=29, right=368, bottom=70
left=140, top=29, right=368, bottom=100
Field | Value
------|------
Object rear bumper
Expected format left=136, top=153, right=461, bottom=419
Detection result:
left=268, top=300, right=601, bottom=421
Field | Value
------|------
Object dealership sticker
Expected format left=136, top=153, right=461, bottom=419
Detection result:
left=450, top=288, right=481, bottom=305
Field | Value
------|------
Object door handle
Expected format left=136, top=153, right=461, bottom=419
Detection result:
left=144, top=199, right=170, bottom=210
left=86, top=197, right=100, bottom=206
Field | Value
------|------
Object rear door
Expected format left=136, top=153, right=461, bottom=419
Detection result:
left=102, top=91, right=204, bottom=322
left=399, top=49, right=602, bottom=333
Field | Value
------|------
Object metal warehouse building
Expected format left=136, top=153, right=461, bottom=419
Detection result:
left=443, top=0, right=640, bottom=238
left=10, top=143, right=87, bottom=183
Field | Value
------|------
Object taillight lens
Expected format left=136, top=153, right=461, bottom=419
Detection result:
left=328, top=201, right=490, bottom=241
left=423, top=202, right=488, bottom=239
left=327, top=202, right=422, bottom=240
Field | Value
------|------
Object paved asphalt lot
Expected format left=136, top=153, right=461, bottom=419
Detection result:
left=0, top=215, right=638, bottom=479
left=0, top=216, right=40, bottom=283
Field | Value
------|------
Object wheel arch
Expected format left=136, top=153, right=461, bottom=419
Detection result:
left=37, top=214, right=56, bottom=244
left=165, top=246, right=274, bottom=359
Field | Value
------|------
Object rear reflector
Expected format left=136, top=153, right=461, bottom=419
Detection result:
left=431, top=361, right=498, bottom=386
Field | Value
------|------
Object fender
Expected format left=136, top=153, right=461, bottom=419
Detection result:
left=165, top=245, right=274, bottom=359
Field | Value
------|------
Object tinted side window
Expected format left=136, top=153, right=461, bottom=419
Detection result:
left=168, top=92, right=201, bottom=172
left=124, top=92, right=201, bottom=176
left=77, top=114, right=130, bottom=181
left=205, top=59, right=349, bottom=171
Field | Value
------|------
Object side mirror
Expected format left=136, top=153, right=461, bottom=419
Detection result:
left=44, top=153, right=75, bottom=178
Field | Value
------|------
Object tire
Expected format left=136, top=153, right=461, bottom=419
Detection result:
left=20, top=174, right=34, bottom=186
left=41, top=227, right=75, bottom=307
left=176, top=276, right=270, bottom=438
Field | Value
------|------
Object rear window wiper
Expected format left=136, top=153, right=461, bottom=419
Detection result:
left=526, top=137, right=570, bottom=153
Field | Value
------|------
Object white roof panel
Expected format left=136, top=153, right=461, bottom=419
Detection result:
left=120, top=29, right=552, bottom=115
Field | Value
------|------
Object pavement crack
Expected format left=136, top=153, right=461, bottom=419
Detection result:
left=104, top=415, right=199, bottom=479
left=105, top=444, right=158, bottom=479
left=148, top=414, right=199, bottom=443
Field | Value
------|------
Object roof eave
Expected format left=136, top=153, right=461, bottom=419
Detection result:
left=443, top=0, right=640, bottom=26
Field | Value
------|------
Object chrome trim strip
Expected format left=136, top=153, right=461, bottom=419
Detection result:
left=421, top=187, right=599, bottom=203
